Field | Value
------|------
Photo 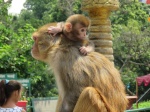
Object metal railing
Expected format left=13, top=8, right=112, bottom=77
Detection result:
left=126, top=107, right=150, bottom=112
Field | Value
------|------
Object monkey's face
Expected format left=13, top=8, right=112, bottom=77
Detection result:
left=77, top=27, right=87, bottom=40
left=31, top=24, right=57, bottom=62
left=31, top=32, right=50, bottom=62
left=72, top=23, right=88, bottom=41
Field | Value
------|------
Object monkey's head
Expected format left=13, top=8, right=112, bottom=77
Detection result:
left=64, top=14, right=90, bottom=41
left=31, top=23, right=60, bottom=62
left=31, top=14, right=90, bottom=62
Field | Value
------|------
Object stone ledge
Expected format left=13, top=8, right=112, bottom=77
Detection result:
left=91, top=40, right=113, bottom=47
left=89, top=33, right=112, bottom=40
left=91, top=19, right=111, bottom=26
left=95, top=47, right=113, bottom=54
left=90, top=25, right=111, bottom=32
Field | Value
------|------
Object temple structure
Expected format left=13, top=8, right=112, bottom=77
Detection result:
left=82, top=0, right=119, bottom=62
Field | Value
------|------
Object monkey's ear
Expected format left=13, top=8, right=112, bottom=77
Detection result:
left=65, top=22, right=72, bottom=32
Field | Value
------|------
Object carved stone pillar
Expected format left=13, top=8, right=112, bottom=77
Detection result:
left=82, top=0, right=119, bottom=62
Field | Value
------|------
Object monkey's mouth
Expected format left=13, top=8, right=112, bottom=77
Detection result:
left=80, top=37, right=85, bottom=40
left=31, top=44, right=38, bottom=55
left=31, top=49, right=40, bottom=60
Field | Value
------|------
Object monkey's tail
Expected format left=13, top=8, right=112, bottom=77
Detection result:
left=95, top=88, right=116, bottom=112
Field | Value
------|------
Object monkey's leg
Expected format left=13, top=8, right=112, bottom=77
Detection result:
left=55, top=95, right=62, bottom=112
left=73, top=87, right=112, bottom=112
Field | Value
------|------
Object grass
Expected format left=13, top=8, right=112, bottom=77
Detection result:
left=132, top=100, right=150, bottom=109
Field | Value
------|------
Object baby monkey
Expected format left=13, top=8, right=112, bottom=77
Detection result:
left=48, top=14, right=94, bottom=55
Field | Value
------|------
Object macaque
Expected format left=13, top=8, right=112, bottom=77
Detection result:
left=47, top=14, right=94, bottom=55
left=31, top=14, right=128, bottom=112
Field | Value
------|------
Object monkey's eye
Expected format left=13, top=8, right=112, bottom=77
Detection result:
left=81, top=29, right=85, bottom=32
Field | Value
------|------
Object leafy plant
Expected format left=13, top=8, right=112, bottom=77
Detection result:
left=133, top=100, right=150, bottom=109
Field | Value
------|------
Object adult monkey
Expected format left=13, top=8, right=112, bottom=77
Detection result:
left=31, top=14, right=128, bottom=112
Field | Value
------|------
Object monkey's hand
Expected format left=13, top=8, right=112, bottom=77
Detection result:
left=79, top=46, right=92, bottom=55
left=48, top=26, right=62, bottom=36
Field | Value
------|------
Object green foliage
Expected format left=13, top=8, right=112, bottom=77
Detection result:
left=0, top=0, right=11, bottom=24
left=0, top=18, right=57, bottom=97
left=42, top=0, right=68, bottom=23
left=22, top=0, right=68, bottom=27
left=133, top=101, right=150, bottom=109
left=111, top=2, right=149, bottom=26
left=12, top=0, right=83, bottom=29
left=111, top=1, right=150, bottom=96
left=58, top=0, right=82, bottom=16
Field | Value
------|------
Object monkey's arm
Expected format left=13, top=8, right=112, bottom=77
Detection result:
left=86, top=40, right=95, bottom=52
left=48, top=22, right=65, bottom=36
left=79, top=40, right=95, bottom=55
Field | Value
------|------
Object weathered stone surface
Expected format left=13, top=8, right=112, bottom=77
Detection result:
left=90, top=25, right=111, bottom=32
left=88, top=8, right=111, bottom=19
left=89, top=33, right=112, bottom=40
left=91, top=40, right=113, bottom=47
left=91, top=19, right=111, bottom=25
left=82, top=0, right=119, bottom=11
left=95, top=47, right=113, bottom=54
left=81, top=0, right=119, bottom=62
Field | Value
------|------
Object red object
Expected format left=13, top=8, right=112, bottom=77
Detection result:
left=16, top=101, right=27, bottom=111
left=139, top=0, right=150, bottom=4
left=146, top=0, right=150, bottom=4
left=136, top=74, right=150, bottom=86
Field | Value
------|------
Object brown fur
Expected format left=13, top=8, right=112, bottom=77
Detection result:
left=66, top=14, right=90, bottom=27
left=63, top=14, right=90, bottom=43
left=31, top=22, right=128, bottom=112
left=62, top=14, right=94, bottom=55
